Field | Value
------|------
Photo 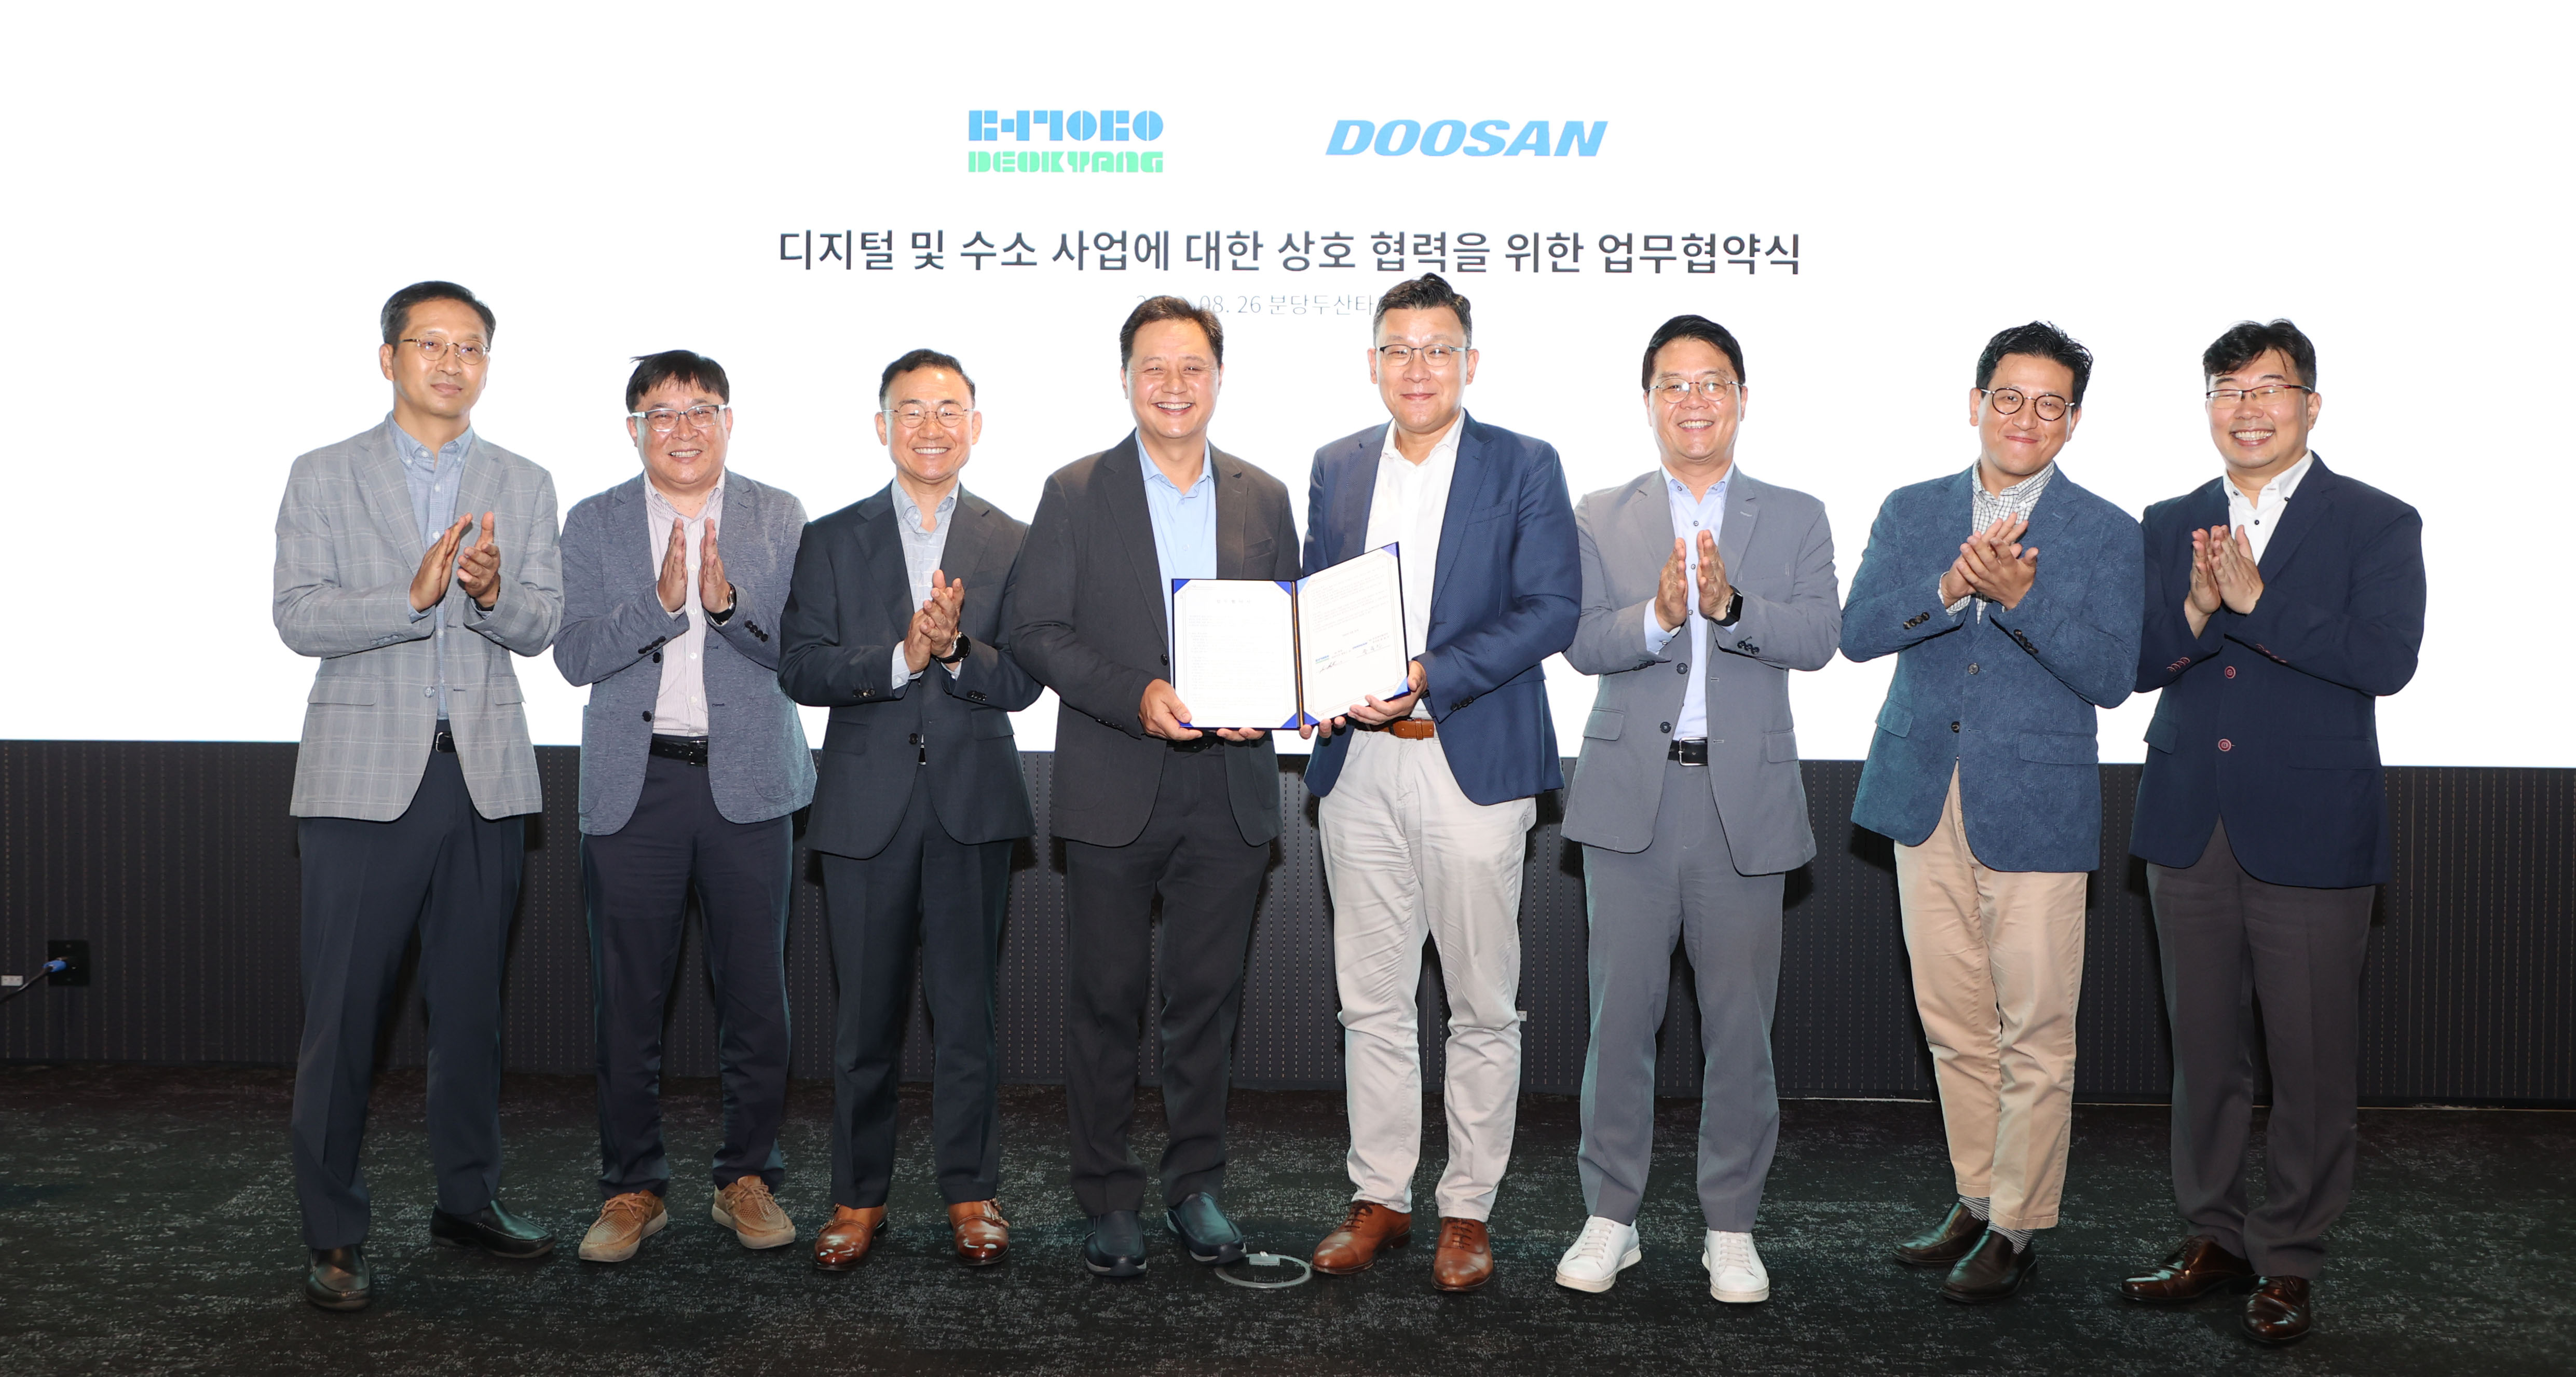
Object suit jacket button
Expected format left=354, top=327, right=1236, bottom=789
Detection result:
left=1660, top=722, right=1671, bottom=733
left=909, top=733, right=923, bottom=746
left=1951, top=721, right=1960, bottom=733
left=2218, top=738, right=2233, bottom=752
left=2224, top=665, right=2237, bottom=679
left=1968, top=663, right=1979, bottom=674
left=652, top=651, right=662, bottom=663
left=640, top=711, right=652, bottom=721
left=1677, top=662, right=1688, bottom=674
left=1160, top=655, right=1170, bottom=666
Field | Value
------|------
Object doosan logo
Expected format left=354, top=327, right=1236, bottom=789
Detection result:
left=1326, top=119, right=1608, bottom=158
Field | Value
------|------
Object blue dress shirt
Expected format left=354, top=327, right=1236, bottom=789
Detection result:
left=1138, top=435, right=1218, bottom=636
left=890, top=483, right=960, bottom=693
left=392, top=414, right=469, bottom=721
left=1641, top=466, right=1730, bottom=741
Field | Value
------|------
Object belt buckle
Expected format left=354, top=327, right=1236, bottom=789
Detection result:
left=1669, top=738, right=1708, bottom=766
left=431, top=726, right=456, bottom=754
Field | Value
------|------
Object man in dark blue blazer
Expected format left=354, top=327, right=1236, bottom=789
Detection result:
left=1299, top=274, right=1579, bottom=1292
left=1843, top=322, right=2142, bottom=1304
left=2117, top=321, right=2425, bottom=1346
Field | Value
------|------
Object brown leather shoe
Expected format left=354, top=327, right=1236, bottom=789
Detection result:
left=2243, top=1275, right=2313, bottom=1344
left=1431, top=1217, right=1494, bottom=1292
left=2120, top=1234, right=2255, bottom=1303
left=812, top=1205, right=887, bottom=1271
left=1312, top=1201, right=1413, bottom=1276
left=949, top=1200, right=1009, bottom=1266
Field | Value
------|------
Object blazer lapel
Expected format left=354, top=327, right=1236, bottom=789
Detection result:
left=1334, top=427, right=1384, bottom=568
left=355, top=425, right=426, bottom=555
left=609, top=475, right=652, bottom=593
left=1432, top=414, right=1498, bottom=614
left=1214, top=448, right=1256, bottom=579
left=453, top=434, right=503, bottom=549
left=1099, top=436, right=1171, bottom=645
left=1620, top=470, right=1671, bottom=593
left=937, top=487, right=993, bottom=586
left=1716, top=469, right=1762, bottom=580
left=2017, top=467, right=2079, bottom=562
left=853, top=485, right=915, bottom=633
left=2256, top=456, right=2333, bottom=580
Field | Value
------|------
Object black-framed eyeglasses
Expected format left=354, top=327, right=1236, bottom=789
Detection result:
left=629, top=404, right=729, bottom=434
left=884, top=403, right=972, bottom=428
left=1375, top=344, right=1467, bottom=369
left=2205, top=384, right=2314, bottom=407
left=1649, top=377, right=1743, bottom=404
left=1983, top=388, right=2071, bottom=421
left=399, top=336, right=489, bottom=364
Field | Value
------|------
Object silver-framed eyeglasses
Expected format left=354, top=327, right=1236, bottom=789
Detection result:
left=1130, top=361, right=1214, bottom=384
left=884, top=403, right=972, bottom=428
left=2205, top=384, right=2314, bottom=407
left=1982, top=388, right=2072, bottom=421
left=630, top=404, right=729, bottom=434
left=1376, top=344, right=1467, bottom=369
left=1650, top=377, right=1743, bottom=403
left=399, top=336, right=489, bottom=364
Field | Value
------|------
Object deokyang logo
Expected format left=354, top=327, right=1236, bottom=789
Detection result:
left=1325, top=119, right=1609, bottom=158
left=965, top=108, right=1167, bottom=175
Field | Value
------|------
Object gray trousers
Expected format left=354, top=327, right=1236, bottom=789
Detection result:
left=2149, top=819, right=2375, bottom=1278
left=1577, top=760, right=1785, bottom=1231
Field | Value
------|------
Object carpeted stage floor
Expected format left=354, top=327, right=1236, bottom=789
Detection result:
left=1, top=1064, right=2568, bottom=1376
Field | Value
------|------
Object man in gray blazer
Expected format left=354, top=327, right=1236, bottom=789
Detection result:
left=552, top=350, right=814, bottom=1264
left=1556, top=316, right=1841, bottom=1303
left=272, top=281, right=564, bottom=1310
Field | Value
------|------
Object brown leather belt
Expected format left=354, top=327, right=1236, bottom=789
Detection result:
left=1355, top=717, right=1436, bottom=740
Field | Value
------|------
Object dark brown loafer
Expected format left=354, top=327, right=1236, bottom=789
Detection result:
left=2120, top=1235, right=2255, bottom=1303
left=1312, top=1201, right=1412, bottom=1276
left=1432, top=1217, right=1494, bottom=1292
left=2244, top=1275, right=2313, bottom=1344
left=812, top=1204, right=887, bottom=1271
left=949, top=1200, right=1009, bottom=1266
left=1891, top=1201, right=1987, bottom=1267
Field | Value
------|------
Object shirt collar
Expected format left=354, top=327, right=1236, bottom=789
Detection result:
left=2234, top=452, right=2316, bottom=505
left=1137, top=434, right=1215, bottom=493
left=895, top=481, right=959, bottom=533
left=387, top=413, right=473, bottom=470
left=1973, top=460, right=2056, bottom=504
left=1662, top=463, right=1732, bottom=502
left=645, top=472, right=725, bottom=517
left=1380, top=412, right=1465, bottom=467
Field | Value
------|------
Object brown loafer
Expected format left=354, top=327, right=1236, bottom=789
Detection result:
left=1312, top=1200, right=1412, bottom=1276
left=812, top=1205, right=887, bottom=1271
left=949, top=1200, right=1009, bottom=1266
left=2244, top=1275, right=2313, bottom=1344
left=2120, top=1234, right=2255, bottom=1303
left=1432, top=1217, right=1494, bottom=1292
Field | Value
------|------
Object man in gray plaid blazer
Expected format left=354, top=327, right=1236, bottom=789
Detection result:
left=272, top=281, right=564, bottom=1311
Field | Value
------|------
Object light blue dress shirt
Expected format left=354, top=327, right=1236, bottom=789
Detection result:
left=1138, top=436, right=1218, bottom=636
left=890, top=484, right=960, bottom=693
left=1641, top=466, right=1731, bottom=741
left=392, top=414, right=469, bottom=722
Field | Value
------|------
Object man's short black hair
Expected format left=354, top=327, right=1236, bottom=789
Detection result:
left=1373, top=272, right=1473, bottom=344
left=624, top=350, right=730, bottom=413
left=1120, top=296, right=1225, bottom=367
left=380, top=280, right=495, bottom=347
left=2203, top=319, right=2316, bottom=389
left=878, top=348, right=977, bottom=410
left=1975, top=321, right=2094, bottom=406
left=1640, top=314, right=1745, bottom=389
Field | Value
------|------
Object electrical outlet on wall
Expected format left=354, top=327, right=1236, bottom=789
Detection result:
left=48, top=939, right=89, bottom=986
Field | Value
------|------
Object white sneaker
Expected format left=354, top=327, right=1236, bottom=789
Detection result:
left=1701, top=1230, right=1770, bottom=1303
left=1554, top=1216, right=1642, bottom=1292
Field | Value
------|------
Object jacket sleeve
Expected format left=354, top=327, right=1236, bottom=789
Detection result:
left=461, top=474, right=563, bottom=656
left=1990, top=507, right=2143, bottom=710
left=705, top=490, right=805, bottom=673
left=2227, top=503, right=2424, bottom=697
left=1722, top=501, right=1841, bottom=673
left=552, top=501, right=690, bottom=688
left=1419, top=443, right=1580, bottom=717
left=271, top=456, right=434, bottom=660
left=1839, top=492, right=1964, bottom=663
left=777, top=522, right=900, bottom=708
left=2135, top=510, right=2223, bottom=692
left=1003, top=475, right=1157, bottom=738
left=1566, top=496, right=1661, bottom=677
left=1301, top=453, right=1332, bottom=583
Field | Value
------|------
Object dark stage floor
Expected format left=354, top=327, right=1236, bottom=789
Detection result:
left=1, top=1065, right=2568, bottom=1376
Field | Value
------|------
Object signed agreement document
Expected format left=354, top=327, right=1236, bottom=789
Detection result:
left=1170, top=543, right=1412, bottom=729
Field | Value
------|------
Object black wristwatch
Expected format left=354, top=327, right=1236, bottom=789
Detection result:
left=933, top=632, right=970, bottom=665
left=1712, top=591, right=1744, bottom=626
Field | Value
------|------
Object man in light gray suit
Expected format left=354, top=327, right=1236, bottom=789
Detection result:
left=552, top=350, right=814, bottom=1264
left=273, top=281, right=564, bottom=1311
left=1554, top=316, right=1841, bottom=1303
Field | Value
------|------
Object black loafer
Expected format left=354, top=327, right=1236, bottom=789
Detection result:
left=1892, top=1201, right=1987, bottom=1267
left=1084, top=1209, right=1148, bottom=1278
left=304, top=1245, right=372, bottom=1311
left=1940, top=1229, right=2037, bottom=1303
left=1166, top=1192, right=1246, bottom=1265
left=430, top=1202, right=556, bottom=1259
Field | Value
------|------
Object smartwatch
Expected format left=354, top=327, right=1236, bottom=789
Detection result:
left=933, top=632, right=970, bottom=665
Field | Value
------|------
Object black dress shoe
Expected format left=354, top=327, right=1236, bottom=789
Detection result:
left=1166, top=1192, right=1246, bottom=1265
left=1940, top=1229, right=2037, bottom=1303
left=430, top=1202, right=556, bottom=1259
left=2119, top=1234, right=2255, bottom=1303
left=304, top=1245, right=372, bottom=1311
left=1892, top=1201, right=1987, bottom=1267
left=1084, top=1209, right=1148, bottom=1278
left=2243, top=1275, right=2313, bottom=1344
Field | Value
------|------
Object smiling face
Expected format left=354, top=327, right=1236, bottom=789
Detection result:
left=2206, top=347, right=2322, bottom=481
left=1370, top=305, right=1476, bottom=441
left=1644, top=336, right=1747, bottom=477
left=627, top=377, right=731, bottom=499
left=873, top=365, right=980, bottom=492
left=378, top=296, right=490, bottom=430
left=1121, top=318, right=1221, bottom=447
left=1969, top=352, right=2081, bottom=488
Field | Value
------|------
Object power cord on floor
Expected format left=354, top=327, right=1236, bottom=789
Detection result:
left=0, top=959, right=69, bottom=1005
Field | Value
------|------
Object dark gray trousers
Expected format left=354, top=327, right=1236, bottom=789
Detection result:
left=2149, top=819, right=2375, bottom=1277
left=581, top=752, right=794, bottom=1200
left=291, top=747, right=523, bottom=1250
left=1577, top=760, right=1786, bottom=1231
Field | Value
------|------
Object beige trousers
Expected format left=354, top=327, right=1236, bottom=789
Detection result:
left=1893, top=766, right=2088, bottom=1230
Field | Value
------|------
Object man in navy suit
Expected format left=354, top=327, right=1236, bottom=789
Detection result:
left=1843, top=322, right=2142, bottom=1304
left=1300, top=274, right=1579, bottom=1292
left=2116, top=320, right=2424, bottom=1346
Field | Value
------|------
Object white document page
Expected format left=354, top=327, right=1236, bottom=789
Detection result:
left=1170, top=578, right=1300, bottom=729
left=1297, top=544, right=1412, bottom=723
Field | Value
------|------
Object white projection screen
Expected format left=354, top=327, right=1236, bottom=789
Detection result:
left=9, top=6, right=2565, bottom=766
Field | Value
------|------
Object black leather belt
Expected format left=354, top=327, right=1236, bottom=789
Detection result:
left=650, top=734, right=710, bottom=767
left=1668, top=738, right=1708, bottom=766
left=431, top=721, right=456, bottom=754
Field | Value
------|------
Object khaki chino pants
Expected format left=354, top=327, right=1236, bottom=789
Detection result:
left=1893, top=765, right=2087, bottom=1230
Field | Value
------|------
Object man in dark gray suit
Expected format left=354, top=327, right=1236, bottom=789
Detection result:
left=552, top=350, right=814, bottom=1264
left=1006, top=297, right=1301, bottom=1278
left=273, top=281, right=563, bottom=1310
left=780, top=349, right=1044, bottom=1270
left=1556, top=316, right=1841, bottom=1303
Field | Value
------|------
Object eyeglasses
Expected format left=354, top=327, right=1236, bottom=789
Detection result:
left=1375, top=344, right=1468, bottom=369
left=1982, top=388, right=2071, bottom=421
left=884, top=404, right=972, bottom=428
left=399, top=337, right=488, bottom=364
left=1649, top=377, right=1743, bottom=404
left=2205, top=384, right=2314, bottom=407
left=1132, top=362, right=1213, bottom=383
left=629, top=404, right=729, bottom=434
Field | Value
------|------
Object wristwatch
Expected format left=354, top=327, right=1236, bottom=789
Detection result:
left=1712, top=590, right=1744, bottom=626
left=706, top=585, right=738, bottom=625
left=933, top=632, right=970, bottom=665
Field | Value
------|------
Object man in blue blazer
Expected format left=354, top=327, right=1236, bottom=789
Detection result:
left=2116, top=321, right=2424, bottom=1346
left=1843, top=322, right=2142, bottom=1303
left=1300, top=275, right=1579, bottom=1292
left=553, top=351, right=814, bottom=1264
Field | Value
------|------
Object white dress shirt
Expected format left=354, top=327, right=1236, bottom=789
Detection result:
left=1362, top=414, right=1463, bottom=716
left=644, top=476, right=724, bottom=736
left=2225, top=452, right=2313, bottom=562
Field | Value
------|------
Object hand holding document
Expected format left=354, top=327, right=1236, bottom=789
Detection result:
left=1169, top=544, right=1413, bottom=730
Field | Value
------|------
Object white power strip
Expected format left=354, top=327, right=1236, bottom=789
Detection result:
left=1, top=975, right=23, bottom=988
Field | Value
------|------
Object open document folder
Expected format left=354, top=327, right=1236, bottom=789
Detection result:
left=1169, top=543, right=1413, bottom=730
